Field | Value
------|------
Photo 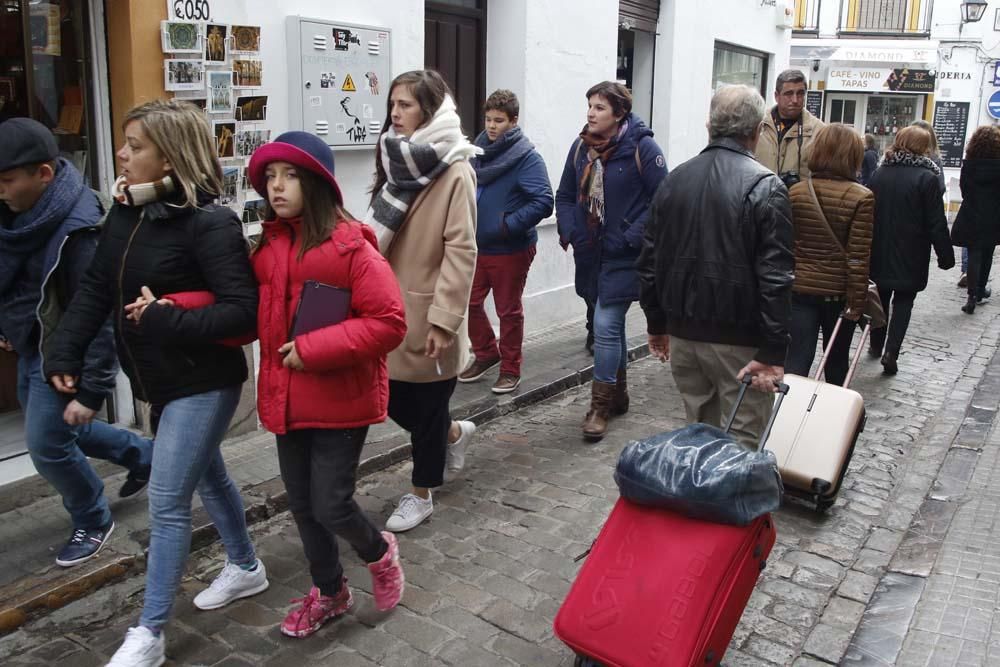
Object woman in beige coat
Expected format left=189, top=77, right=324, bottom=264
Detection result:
left=365, top=70, right=479, bottom=532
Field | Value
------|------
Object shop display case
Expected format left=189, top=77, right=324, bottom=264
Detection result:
left=864, top=95, right=919, bottom=153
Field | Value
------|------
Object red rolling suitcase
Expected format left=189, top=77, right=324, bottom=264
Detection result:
left=554, top=380, right=785, bottom=667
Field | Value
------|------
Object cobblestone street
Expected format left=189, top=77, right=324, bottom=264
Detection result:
left=2, top=265, right=1000, bottom=666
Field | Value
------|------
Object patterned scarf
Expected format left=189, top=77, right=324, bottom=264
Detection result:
left=882, top=150, right=941, bottom=175
left=112, top=174, right=177, bottom=207
left=578, top=121, right=627, bottom=231
left=364, top=95, right=482, bottom=255
left=471, top=126, right=534, bottom=186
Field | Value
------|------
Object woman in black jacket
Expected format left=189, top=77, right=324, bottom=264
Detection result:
left=44, top=99, right=266, bottom=666
left=868, top=126, right=955, bottom=375
left=950, top=126, right=1000, bottom=314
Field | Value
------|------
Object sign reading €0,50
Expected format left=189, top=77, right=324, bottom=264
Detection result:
left=169, top=0, right=212, bottom=21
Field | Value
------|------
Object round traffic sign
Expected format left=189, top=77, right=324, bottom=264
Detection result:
left=989, top=90, right=1000, bottom=120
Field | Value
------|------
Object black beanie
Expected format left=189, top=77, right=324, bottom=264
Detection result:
left=0, top=118, right=59, bottom=172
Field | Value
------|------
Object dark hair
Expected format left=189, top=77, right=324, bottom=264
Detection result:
left=864, top=134, right=877, bottom=150
left=13, top=159, right=58, bottom=177
left=808, top=124, right=864, bottom=179
left=484, top=89, right=519, bottom=119
left=965, top=125, right=1000, bottom=160
left=585, top=81, right=632, bottom=119
left=259, top=168, right=353, bottom=260
left=369, top=70, right=453, bottom=204
left=775, top=69, right=807, bottom=94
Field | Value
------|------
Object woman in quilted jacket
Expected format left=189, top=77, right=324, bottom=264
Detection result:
left=247, top=131, right=407, bottom=638
left=785, top=124, right=874, bottom=386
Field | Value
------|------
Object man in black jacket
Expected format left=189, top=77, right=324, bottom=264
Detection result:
left=638, top=85, right=794, bottom=447
left=0, top=118, right=153, bottom=567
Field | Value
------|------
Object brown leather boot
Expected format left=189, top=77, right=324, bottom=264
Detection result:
left=611, top=367, right=629, bottom=416
left=582, top=381, right=616, bottom=441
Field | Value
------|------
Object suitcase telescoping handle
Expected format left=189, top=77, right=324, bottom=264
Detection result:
left=814, top=314, right=873, bottom=388
left=724, top=375, right=790, bottom=451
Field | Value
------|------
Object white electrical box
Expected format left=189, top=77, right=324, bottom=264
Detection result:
left=286, top=17, right=391, bottom=150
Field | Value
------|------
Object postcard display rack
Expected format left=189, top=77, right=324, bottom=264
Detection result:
left=160, top=12, right=270, bottom=238
left=285, top=17, right=391, bottom=150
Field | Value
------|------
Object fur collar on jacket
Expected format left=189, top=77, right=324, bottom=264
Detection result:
left=883, top=150, right=940, bottom=175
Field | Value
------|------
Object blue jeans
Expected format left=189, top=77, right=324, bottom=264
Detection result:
left=140, top=385, right=256, bottom=630
left=962, top=247, right=969, bottom=273
left=593, top=299, right=630, bottom=383
left=17, top=352, right=152, bottom=530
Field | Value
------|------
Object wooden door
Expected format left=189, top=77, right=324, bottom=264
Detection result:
left=425, top=2, right=486, bottom=138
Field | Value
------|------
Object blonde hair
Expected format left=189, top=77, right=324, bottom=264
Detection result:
left=123, top=99, right=223, bottom=207
left=888, top=126, right=932, bottom=159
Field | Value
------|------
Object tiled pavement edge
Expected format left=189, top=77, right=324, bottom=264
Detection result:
left=844, top=328, right=1000, bottom=665
left=0, top=312, right=650, bottom=634
left=2, top=266, right=1000, bottom=665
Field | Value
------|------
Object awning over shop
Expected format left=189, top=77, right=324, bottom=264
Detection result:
left=619, top=0, right=660, bottom=33
left=791, top=39, right=939, bottom=66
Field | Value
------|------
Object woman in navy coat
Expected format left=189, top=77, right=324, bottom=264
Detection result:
left=555, top=81, right=667, bottom=440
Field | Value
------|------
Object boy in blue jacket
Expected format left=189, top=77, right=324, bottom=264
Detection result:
left=459, top=90, right=554, bottom=394
left=0, top=118, right=152, bottom=567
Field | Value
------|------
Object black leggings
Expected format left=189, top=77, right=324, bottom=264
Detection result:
left=869, top=287, right=917, bottom=358
left=966, top=245, right=995, bottom=299
left=388, top=378, right=457, bottom=488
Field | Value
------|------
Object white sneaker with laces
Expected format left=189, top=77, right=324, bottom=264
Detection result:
left=193, top=558, right=269, bottom=610
left=444, top=420, right=476, bottom=482
left=385, top=492, right=434, bottom=532
left=105, top=626, right=165, bottom=667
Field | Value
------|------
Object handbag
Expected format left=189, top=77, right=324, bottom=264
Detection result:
left=806, top=178, right=887, bottom=328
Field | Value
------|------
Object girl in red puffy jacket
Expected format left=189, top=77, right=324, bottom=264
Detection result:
left=247, top=131, right=407, bottom=638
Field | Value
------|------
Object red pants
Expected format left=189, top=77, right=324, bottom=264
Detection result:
left=468, top=246, right=536, bottom=376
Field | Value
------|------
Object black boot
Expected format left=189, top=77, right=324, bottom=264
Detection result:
left=881, top=351, right=898, bottom=376
left=962, top=295, right=977, bottom=314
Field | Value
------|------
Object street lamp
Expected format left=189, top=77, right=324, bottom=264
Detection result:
left=960, top=1, right=988, bottom=23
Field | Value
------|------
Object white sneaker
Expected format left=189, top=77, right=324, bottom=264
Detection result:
left=105, top=626, right=165, bottom=667
left=385, top=493, right=434, bottom=532
left=193, top=559, right=269, bottom=610
left=444, top=420, right=476, bottom=482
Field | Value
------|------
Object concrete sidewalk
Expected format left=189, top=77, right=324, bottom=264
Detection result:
left=0, top=310, right=650, bottom=634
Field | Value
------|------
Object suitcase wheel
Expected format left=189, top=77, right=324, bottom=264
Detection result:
left=811, top=478, right=833, bottom=496
left=759, top=558, right=767, bottom=572
left=815, top=497, right=835, bottom=513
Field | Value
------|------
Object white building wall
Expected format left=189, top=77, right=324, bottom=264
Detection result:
left=654, top=0, right=793, bottom=168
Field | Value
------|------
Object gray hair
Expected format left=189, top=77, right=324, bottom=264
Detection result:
left=775, top=69, right=807, bottom=93
left=709, top=85, right=766, bottom=141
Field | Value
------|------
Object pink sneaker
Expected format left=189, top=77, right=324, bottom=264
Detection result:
left=280, top=580, right=353, bottom=638
left=368, top=531, right=404, bottom=611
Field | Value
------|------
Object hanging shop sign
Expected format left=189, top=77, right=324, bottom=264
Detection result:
left=826, top=67, right=935, bottom=94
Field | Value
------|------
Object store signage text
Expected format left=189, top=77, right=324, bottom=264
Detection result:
left=827, top=68, right=935, bottom=93
left=938, top=72, right=972, bottom=80
left=169, top=0, right=212, bottom=21
left=830, top=47, right=934, bottom=64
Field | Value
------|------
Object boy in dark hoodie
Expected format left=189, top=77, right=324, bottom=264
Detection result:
left=0, top=118, right=152, bottom=567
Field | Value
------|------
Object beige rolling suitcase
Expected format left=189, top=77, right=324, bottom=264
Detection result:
left=768, top=316, right=869, bottom=511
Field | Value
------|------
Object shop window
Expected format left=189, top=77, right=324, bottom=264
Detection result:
left=865, top=95, right=920, bottom=154
left=0, top=0, right=96, bottom=184
left=712, top=42, right=769, bottom=97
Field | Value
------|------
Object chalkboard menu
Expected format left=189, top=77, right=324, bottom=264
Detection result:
left=933, top=101, right=970, bottom=168
left=805, top=90, right=824, bottom=120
